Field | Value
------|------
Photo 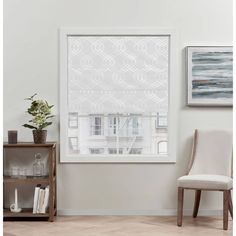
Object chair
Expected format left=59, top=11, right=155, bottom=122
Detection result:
left=177, top=129, right=233, bottom=230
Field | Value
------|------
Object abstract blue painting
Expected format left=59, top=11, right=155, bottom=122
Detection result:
left=187, top=47, right=233, bottom=106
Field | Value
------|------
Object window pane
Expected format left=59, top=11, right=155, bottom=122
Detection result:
left=158, top=141, right=168, bottom=154
left=68, top=112, right=78, bottom=128
left=65, top=35, right=169, bottom=158
left=108, top=148, right=123, bottom=154
left=156, top=112, right=168, bottom=127
left=90, top=115, right=104, bottom=135
left=66, top=114, right=168, bottom=156
left=68, top=137, right=79, bottom=154
left=90, top=148, right=104, bottom=154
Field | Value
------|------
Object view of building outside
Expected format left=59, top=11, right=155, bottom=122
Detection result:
left=68, top=112, right=168, bottom=156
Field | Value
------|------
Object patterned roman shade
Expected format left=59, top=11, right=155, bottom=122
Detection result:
left=67, top=36, right=169, bottom=114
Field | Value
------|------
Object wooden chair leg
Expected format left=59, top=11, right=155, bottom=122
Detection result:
left=223, top=190, right=229, bottom=230
left=193, top=190, right=201, bottom=218
left=177, top=187, right=184, bottom=226
left=228, top=190, right=233, bottom=219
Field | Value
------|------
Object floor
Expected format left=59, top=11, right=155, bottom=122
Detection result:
left=4, top=216, right=232, bottom=236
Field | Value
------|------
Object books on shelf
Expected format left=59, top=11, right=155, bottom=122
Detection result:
left=33, top=184, right=41, bottom=213
left=33, top=185, right=49, bottom=214
left=41, top=186, right=50, bottom=213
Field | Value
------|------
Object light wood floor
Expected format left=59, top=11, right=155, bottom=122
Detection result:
left=4, top=216, right=232, bottom=236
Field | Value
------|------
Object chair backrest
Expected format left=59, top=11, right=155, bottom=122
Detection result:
left=188, top=129, right=233, bottom=177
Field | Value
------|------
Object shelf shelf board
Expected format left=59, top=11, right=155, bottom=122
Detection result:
left=4, top=208, right=50, bottom=217
left=3, top=142, right=56, bottom=148
left=3, top=176, right=50, bottom=184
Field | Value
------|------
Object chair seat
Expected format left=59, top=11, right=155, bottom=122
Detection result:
left=177, top=174, right=233, bottom=190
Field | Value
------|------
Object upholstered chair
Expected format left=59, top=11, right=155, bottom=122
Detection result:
left=177, top=129, right=233, bottom=230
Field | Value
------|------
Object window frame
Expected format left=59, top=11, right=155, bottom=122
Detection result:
left=60, top=28, right=177, bottom=163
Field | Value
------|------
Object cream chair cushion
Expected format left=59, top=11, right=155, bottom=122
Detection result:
left=177, top=174, right=233, bottom=190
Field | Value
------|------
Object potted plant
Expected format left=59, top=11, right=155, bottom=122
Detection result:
left=23, top=94, right=54, bottom=144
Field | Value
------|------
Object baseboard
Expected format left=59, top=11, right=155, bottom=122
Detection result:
left=57, top=209, right=223, bottom=216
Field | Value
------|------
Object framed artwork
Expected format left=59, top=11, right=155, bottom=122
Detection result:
left=187, top=46, right=233, bottom=106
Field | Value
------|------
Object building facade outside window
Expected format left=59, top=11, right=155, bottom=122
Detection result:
left=90, top=115, right=104, bottom=136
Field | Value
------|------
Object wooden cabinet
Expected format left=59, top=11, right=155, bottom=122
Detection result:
left=3, top=143, right=57, bottom=221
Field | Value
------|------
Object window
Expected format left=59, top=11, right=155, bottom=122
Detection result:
left=129, top=115, right=142, bottom=136
left=156, top=112, right=168, bottom=128
left=89, top=148, right=104, bottom=154
left=158, top=141, right=168, bottom=155
left=68, top=137, right=79, bottom=154
left=108, top=115, right=120, bottom=136
left=90, top=115, right=104, bottom=136
left=108, top=148, right=123, bottom=154
left=68, top=112, right=78, bottom=128
left=129, top=148, right=142, bottom=154
left=60, top=28, right=176, bottom=162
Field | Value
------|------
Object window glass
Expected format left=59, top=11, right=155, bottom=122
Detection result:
left=64, top=35, right=169, bottom=158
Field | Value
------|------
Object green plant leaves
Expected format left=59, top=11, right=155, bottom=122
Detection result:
left=23, top=94, right=54, bottom=130
left=39, top=122, right=52, bottom=130
left=22, top=124, right=37, bottom=129
left=24, top=93, right=37, bottom=101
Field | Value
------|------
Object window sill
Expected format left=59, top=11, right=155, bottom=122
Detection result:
left=60, top=155, right=176, bottom=163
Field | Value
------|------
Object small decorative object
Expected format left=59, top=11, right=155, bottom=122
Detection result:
left=8, top=130, right=18, bottom=144
left=10, top=188, right=22, bottom=213
left=187, top=46, right=233, bottom=106
left=18, top=168, right=27, bottom=179
left=10, top=166, right=19, bottom=178
left=23, top=93, right=54, bottom=144
left=33, top=153, right=44, bottom=177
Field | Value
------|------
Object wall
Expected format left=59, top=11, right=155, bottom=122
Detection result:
left=3, top=0, right=232, bottom=215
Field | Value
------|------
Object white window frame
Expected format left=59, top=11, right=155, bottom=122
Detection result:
left=60, top=28, right=178, bottom=163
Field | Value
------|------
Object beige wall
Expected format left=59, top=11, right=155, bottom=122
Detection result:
left=4, top=0, right=232, bottom=215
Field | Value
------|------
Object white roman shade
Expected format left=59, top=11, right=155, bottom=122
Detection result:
left=67, top=36, right=169, bottom=114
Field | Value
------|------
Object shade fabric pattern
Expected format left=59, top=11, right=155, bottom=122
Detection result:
left=67, top=36, right=169, bottom=114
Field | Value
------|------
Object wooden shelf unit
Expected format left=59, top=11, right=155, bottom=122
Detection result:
left=3, top=142, right=57, bottom=221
